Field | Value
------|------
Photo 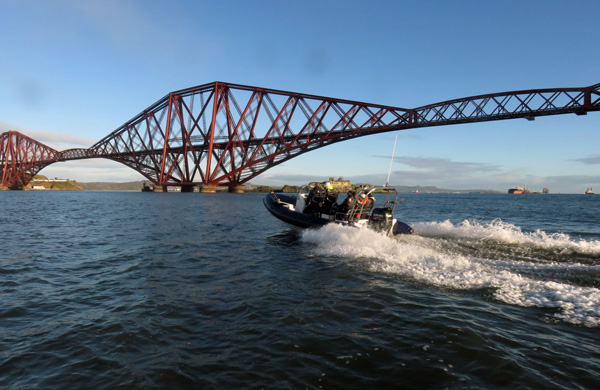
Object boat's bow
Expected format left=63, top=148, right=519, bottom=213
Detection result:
left=263, top=192, right=330, bottom=229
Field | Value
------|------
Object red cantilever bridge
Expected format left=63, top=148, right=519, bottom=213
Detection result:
left=2, top=81, right=600, bottom=191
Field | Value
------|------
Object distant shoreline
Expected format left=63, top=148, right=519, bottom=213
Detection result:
left=19, top=177, right=501, bottom=193
left=9, top=180, right=586, bottom=194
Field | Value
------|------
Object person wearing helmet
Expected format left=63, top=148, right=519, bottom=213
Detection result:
left=366, top=194, right=375, bottom=210
left=322, top=181, right=338, bottom=214
left=355, top=192, right=374, bottom=218
left=304, top=182, right=326, bottom=214
left=356, top=193, right=368, bottom=210
left=339, top=189, right=356, bottom=214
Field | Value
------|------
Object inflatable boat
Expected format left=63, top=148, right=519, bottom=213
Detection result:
left=263, top=185, right=413, bottom=236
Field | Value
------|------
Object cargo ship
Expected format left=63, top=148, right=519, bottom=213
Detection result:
left=508, top=186, right=525, bottom=194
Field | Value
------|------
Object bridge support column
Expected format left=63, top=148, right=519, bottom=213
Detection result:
left=199, top=185, right=216, bottom=193
left=181, top=185, right=194, bottom=192
left=228, top=185, right=244, bottom=193
left=153, top=185, right=168, bottom=192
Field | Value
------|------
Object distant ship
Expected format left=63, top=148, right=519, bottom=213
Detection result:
left=585, top=187, right=594, bottom=195
left=141, top=181, right=155, bottom=192
left=508, top=186, right=525, bottom=194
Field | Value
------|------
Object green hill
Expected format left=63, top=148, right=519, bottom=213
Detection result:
left=28, top=175, right=82, bottom=191
left=79, top=181, right=147, bottom=191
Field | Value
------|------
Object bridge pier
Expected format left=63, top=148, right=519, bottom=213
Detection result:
left=199, top=185, right=216, bottom=193
left=152, top=185, right=168, bottom=192
left=228, top=186, right=244, bottom=193
left=181, top=185, right=195, bottom=193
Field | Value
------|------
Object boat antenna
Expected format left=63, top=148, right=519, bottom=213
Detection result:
left=385, top=134, right=398, bottom=188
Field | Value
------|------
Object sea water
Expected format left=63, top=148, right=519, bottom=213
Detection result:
left=1, top=191, right=599, bottom=389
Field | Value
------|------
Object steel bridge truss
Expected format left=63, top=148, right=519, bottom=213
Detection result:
left=0, top=131, right=60, bottom=188
left=2, top=81, right=599, bottom=189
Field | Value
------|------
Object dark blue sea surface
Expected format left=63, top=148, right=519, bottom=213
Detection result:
left=1, top=191, right=599, bottom=389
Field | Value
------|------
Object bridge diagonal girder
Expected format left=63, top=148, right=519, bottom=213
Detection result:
left=2, top=82, right=599, bottom=189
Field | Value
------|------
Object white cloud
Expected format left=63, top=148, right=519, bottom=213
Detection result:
left=393, top=156, right=501, bottom=176
left=40, top=159, right=145, bottom=183
left=0, top=121, right=95, bottom=148
left=574, top=155, right=600, bottom=165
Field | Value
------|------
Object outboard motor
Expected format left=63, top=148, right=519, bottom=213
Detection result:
left=369, top=207, right=414, bottom=235
left=368, top=207, right=395, bottom=233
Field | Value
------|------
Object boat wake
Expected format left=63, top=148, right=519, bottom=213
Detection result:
left=413, top=219, right=600, bottom=262
left=301, top=220, right=600, bottom=327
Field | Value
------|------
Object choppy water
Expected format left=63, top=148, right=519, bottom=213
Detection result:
left=1, top=191, right=599, bottom=389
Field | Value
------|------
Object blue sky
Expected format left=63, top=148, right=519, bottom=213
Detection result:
left=1, top=0, right=599, bottom=193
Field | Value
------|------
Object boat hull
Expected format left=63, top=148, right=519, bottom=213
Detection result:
left=263, top=192, right=330, bottom=229
left=392, top=220, right=414, bottom=235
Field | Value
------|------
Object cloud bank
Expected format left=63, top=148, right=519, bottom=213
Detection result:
left=0, top=121, right=95, bottom=148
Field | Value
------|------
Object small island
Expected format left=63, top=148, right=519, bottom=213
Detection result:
left=26, top=175, right=82, bottom=191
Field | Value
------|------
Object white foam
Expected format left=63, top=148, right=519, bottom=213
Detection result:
left=413, top=219, right=600, bottom=255
left=301, top=223, right=600, bottom=327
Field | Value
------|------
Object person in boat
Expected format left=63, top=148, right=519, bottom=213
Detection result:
left=322, top=181, right=338, bottom=214
left=354, top=193, right=372, bottom=218
left=339, top=190, right=356, bottom=214
left=357, top=193, right=368, bottom=206
left=303, top=182, right=326, bottom=214
left=366, top=194, right=375, bottom=210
